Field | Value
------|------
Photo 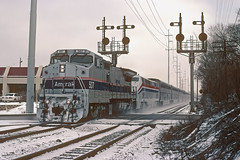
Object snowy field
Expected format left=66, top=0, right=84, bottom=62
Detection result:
left=0, top=102, right=38, bottom=114
left=0, top=102, right=195, bottom=160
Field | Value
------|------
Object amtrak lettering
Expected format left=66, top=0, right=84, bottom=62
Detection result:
left=54, top=80, right=74, bottom=88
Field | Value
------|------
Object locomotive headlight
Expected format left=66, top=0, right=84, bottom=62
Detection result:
left=45, top=100, right=49, bottom=104
left=59, top=64, right=66, bottom=73
left=66, top=99, right=71, bottom=104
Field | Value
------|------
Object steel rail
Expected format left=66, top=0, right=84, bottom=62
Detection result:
left=0, top=126, right=61, bottom=143
left=14, top=125, right=119, bottom=160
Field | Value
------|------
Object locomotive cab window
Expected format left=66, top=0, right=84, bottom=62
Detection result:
left=132, top=77, right=139, bottom=81
left=50, top=54, right=69, bottom=64
left=70, top=55, right=93, bottom=66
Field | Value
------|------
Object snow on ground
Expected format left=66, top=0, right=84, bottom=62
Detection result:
left=0, top=102, right=38, bottom=114
left=87, top=124, right=173, bottom=160
left=0, top=102, right=195, bottom=159
left=0, top=123, right=116, bottom=160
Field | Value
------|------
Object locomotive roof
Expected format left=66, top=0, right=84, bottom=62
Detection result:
left=51, top=49, right=94, bottom=56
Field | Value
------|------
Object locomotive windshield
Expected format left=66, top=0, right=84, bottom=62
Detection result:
left=132, top=77, right=139, bottom=81
left=70, top=55, right=93, bottom=64
left=50, top=54, right=69, bottom=64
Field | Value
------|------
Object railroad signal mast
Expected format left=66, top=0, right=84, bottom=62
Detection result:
left=96, top=17, right=114, bottom=52
left=170, top=12, right=207, bottom=112
left=97, top=16, right=135, bottom=67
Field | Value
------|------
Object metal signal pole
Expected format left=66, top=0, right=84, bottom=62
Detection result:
left=26, top=0, right=37, bottom=113
left=170, top=12, right=207, bottom=112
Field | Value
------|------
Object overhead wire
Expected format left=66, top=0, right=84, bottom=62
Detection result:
left=125, top=0, right=167, bottom=48
left=136, top=0, right=165, bottom=36
left=126, top=0, right=166, bottom=47
left=234, top=8, right=240, bottom=25
left=224, top=0, right=231, bottom=24
left=215, top=0, right=219, bottom=24
left=150, top=0, right=168, bottom=32
left=226, top=0, right=235, bottom=24
left=215, top=0, right=237, bottom=25
left=145, top=0, right=165, bottom=35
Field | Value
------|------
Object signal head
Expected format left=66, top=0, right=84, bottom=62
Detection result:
left=170, top=22, right=174, bottom=26
left=96, top=26, right=100, bottom=30
left=102, top=37, right=110, bottom=45
left=122, top=37, right=130, bottom=44
left=199, top=33, right=207, bottom=41
left=176, top=33, right=184, bottom=42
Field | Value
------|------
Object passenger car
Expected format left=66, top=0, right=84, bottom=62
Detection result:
left=2, top=93, right=22, bottom=102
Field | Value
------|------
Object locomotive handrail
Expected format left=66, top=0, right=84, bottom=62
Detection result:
left=76, top=76, right=88, bottom=108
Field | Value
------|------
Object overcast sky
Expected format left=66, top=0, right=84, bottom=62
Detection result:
left=0, top=0, right=239, bottom=90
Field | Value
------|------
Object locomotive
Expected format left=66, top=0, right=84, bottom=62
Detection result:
left=37, top=49, right=189, bottom=123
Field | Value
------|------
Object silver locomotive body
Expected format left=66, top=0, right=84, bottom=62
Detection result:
left=37, top=49, right=136, bottom=123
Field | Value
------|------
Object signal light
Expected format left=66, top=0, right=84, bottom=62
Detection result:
left=199, top=32, right=207, bottom=41
left=102, top=37, right=110, bottom=45
left=176, top=33, right=184, bottom=42
left=122, top=37, right=130, bottom=44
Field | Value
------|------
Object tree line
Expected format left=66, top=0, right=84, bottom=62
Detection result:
left=197, top=22, right=240, bottom=103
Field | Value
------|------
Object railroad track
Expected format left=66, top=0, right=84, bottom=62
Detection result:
left=0, top=126, right=61, bottom=143
left=157, top=103, right=188, bottom=114
left=0, top=103, right=193, bottom=160
left=0, top=122, right=85, bottom=143
left=14, top=125, right=119, bottom=160
left=15, top=124, right=154, bottom=160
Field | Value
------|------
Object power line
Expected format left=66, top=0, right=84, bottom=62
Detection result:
left=125, top=0, right=167, bottom=47
left=145, top=0, right=165, bottom=35
left=215, top=0, right=219, bottom=24
left=234, top=8, right=240, bottom=25
left=224, top=0, right=231, bottom=24
left=136, top=0, right=165, bottom=36
left=226, top=0, right=235, bottom=24
left=150, top=0, right=168, bottom=31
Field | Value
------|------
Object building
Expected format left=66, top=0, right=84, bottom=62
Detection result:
left=0, top=66, right=43, bottom=101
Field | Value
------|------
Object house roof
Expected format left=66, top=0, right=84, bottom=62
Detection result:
left=8, top=67, right=38, bottom=77
left=0, top=67, right=5, bottom=76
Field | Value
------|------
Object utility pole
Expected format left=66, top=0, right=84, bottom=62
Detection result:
left=26, top=0, right=37, bottom=113
left=173, top=54, right=179, bottom=88
left=212, top=40, right=238, bottom=100
left=178, top=64, right=182, bottom=89
left=19, top=58, right=23, bottom=67
left=165, top=29, right=173, bottom=84
left=170, top=12, right=207, bottom=112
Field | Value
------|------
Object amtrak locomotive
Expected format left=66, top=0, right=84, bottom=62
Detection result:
left=37, top=49, right=188, bottom=123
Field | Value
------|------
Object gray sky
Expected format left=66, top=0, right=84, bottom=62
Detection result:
left=0, top=0, right=239, bottom=89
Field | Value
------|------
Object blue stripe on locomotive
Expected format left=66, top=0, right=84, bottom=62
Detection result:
left=44, top=79, right=131, bottom=93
